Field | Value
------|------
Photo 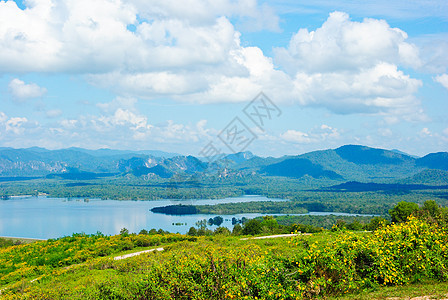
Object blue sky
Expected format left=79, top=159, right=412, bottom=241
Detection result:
left=0, top=0, right=447, bottom=157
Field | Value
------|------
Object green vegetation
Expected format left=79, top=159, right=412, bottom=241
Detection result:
left=0, top=232, right=194, bottom=287
left=2, top=173, right=448, bottom=216
left=1, top=201, right=447, bottom=299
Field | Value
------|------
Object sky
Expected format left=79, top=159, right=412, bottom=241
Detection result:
left=0, top=0, right=447, bottom=157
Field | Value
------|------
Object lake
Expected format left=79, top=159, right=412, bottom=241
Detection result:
left=0, top=196, right=371, bottom=239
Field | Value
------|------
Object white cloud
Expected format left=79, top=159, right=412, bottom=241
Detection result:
left=46, top=112, right=213, bottom=150
left=281, top=130, right=313, bottom=143
left=378, top=128, right=393, bottom=137
left=0, top=112, right=7, bottom=123
left=410, top=33, right=448, bottom=74
left=46, top=109, right=63, bottom=118
left=0, top=0, right=278, bottom=73
left=275, top=12, right=421, bottom=73
left=279, top=125, right=342, bottom=146
left=420, top=127, right=431, bottom=137
left=0, top=2, right=425, bottom=120
left=96, top=97, right=138, bottom=113
left=5, top=117, right=29, bottom=134
left=8, top=78, right=47, bottom=99
left=434, top=74, right=448, bottom=90
left=271, top=12, right=424, bottom=118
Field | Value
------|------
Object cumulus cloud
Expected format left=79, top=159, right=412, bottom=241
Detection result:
left=280, top=125, right=341, bottom=144
left=434, top=74, right=448, bottom=90
left=50, top=110, right=212, bottom=149
left=8, top=78, right=47, bottom=100
left=96, top=97, right=138, bottom=113
left=0, top=2, right=425, bottom=120
left=5, top=117, right=29, bottom=135
left=275, top=12, right=421, bottom=73
left=409, top=33, right=448, bottom=74
left=272, top=11, right=424, bottom=118
left=0, top=0, right=278, bottom=73
left=281, top=130, right=313, bottom=143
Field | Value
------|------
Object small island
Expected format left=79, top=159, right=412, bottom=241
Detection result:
left=151, top=204, right=198, bottom=215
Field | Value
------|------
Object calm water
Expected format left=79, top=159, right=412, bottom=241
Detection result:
left=0, top=196, right=370, bottom=239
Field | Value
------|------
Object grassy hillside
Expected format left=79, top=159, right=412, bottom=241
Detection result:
left=1, top=214, right=448, bottom=299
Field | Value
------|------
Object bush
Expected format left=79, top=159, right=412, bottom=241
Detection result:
left=242, top=219, right=262, bottom=235
left=389, top=201, right=419, bottom=223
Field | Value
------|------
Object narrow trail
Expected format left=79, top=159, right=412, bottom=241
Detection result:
left=113, top=247, right=164, bottom=260
left=240, top=233, right=308, bottom=240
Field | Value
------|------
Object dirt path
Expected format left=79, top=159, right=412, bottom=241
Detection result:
left=240, top=233, right=304, bottom=240
left=113, top=247, right=164, bottom=260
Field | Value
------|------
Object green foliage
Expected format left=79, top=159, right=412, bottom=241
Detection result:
left=242, top=219, right=262, bottom=235
left=119, top=228, right=129, bottom=237
left=0, top=233, right=194, bottom=287
left=0, top=238, right=14, bottom=248
left=214, top=227, right=231, bottom=236
left=3, top=217, right=448, bottom=299
left=389, top=201, right=419, bottom=223
left=187, top=227, right=197, bottom=236
left=232, top=224, right=242, bottom=235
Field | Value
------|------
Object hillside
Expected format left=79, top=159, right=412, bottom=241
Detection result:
left=260, top=158, right=343, bottom=180
left=1, top=145, right=447, bottom=186
left=1, top=216, right=448, bottom=299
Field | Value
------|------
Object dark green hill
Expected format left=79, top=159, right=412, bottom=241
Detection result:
left=335, top=145, right=412, bottom=165
left=223, top=151, right=256, bottom=165
left=300, top=146, right=421, bottom=181
left=131, top=165, right=173, bottom=178
left=260, top=158, right=343, bottom=180
left=416, top=152, right=448, bottom=171
left=398, top=169, right=448, bottom=185
left=163, top=156, right=207, bottom=174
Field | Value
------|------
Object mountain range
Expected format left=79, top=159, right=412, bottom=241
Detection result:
left=0, top=145, right=447, bottom=184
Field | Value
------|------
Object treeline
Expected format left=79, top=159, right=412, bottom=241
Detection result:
left=185, top=199, right=448, bottom=237
left=1, top=176, right=447, bottom=217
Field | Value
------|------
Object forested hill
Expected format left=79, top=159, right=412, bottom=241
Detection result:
left=0, top=145, right=447, bottom=184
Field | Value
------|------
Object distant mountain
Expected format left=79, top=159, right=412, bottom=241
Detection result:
left=163, top=156, right=208, bottom=174
left=131, top=165, right=173, bottom=178
left=260, top=158, right=343, bottom=180
left=416, top=152, right=448, bottom=171
left=0, top=147, right=178, bottom=176
left=334, top=145, right=413, bottom=165
left=118, top=156, right=162, bottom=173
left=398, top=169, right=448, bottom=186
left=300, top=145, right=421, bottom=181
left=1, top=146, right=448, bottom=185
left=323, top=181, right=448, bottom=192
left=224, top=151, right=256, bottom=165
left=391, top=149, right=419, bottom=158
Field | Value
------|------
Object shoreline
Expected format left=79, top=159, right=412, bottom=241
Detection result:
left=0, top=236, right=46, bottom=242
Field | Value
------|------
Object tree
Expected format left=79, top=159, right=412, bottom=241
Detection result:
left=366, top=217, right=389, bottom=231
left=346, top=220, right=363, bottom=231
left=232, top=224, right=242, bottom=235
left=421, top=200, right=440, bottom=218
left=260, top=216, right=279, bottom=233
left=120, top=228, right=129, bottom=237
left=242, top=219, right=262, bottom=235
left=214, top=227, right=230, bottom=235
left=187, top=227, right=197, bottom=236
left=195, top=219, right=207, bottom=230
left=139, top=229, right=148, bottom=235
left=389, top=201, right=419, bottom=223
